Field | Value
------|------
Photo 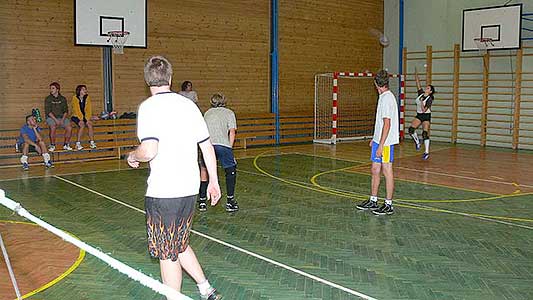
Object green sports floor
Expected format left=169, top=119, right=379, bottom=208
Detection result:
left=1, top=142, right=532, bottom=300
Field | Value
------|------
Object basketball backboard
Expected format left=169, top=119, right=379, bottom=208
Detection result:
left=74, top=0, right=146, bottom=48
left=462, top=4, right=522, bottom=52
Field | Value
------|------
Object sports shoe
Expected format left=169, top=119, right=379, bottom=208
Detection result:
left=422, top=153, right=430, bottom=160
left=372, top=204, right=394, bottom=215
left=356, top=199, right=379, bottom=210
left=76, top=142, right=83, bottom=150
left=415, top=142, right=421, bottom=151
left=89, top=141, right=97, bottom=149
left=225, top=198, right=239, bottom=212
left=22, top=163, right=29, bottom=171
left=63, top=144, right=73, bottom=151
left=44, top=161, right=53, bottom=168
left=198, top=198, right=207, bottom=212
left=201, top=287, right=222, bottom=300
left=48, top=144, right=56, bottom=152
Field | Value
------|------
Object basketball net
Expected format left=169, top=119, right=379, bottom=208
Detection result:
left=107, top=31, right=130, bottom=54
left=473, top=38, right=494, bottom=55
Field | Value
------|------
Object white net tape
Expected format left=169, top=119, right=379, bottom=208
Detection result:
left=0, top=189, right=192, bottom=300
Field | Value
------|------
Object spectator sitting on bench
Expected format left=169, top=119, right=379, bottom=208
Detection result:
left=45, top=82, right=73, bottom=151
left=71, top=84, right=97, bottom=150
left=19, top=115, right=53, bottom=170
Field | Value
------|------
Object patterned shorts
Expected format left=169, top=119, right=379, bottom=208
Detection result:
left=145, top=195, right=196, bottom=261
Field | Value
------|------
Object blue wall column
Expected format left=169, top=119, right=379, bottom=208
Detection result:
left=271, top=0, right=280, bottom=144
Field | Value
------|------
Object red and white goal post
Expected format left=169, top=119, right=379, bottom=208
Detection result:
left=314, top=72, right=405, bottom=144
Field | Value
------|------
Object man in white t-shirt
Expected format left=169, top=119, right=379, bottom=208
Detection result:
left=356, top=70, right=399, bottom=216
left=127, top=56, right=222, bottom=300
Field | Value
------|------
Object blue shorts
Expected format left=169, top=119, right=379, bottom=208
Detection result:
left=213, top=145, right=236, bottom=169
left=370, top=141, right=394, bottom=163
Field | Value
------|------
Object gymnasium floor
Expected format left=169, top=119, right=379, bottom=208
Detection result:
left=1, top=141, right=532, bottom=300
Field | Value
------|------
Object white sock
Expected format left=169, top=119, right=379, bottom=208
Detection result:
left=197, top=279, right=211, bottom=295
left=424, top=139, right=430, bottom=153
left=42, top=153, right=50, bottom=163
left=385, top=199, right=393, bottom=205
left=20, top=155, right=28, bottom=164
left=411, top=132, right=420, bottom=144
left=369, top=195, right=378, bottom=202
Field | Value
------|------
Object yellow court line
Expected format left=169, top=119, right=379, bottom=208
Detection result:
left=252, top=152, right=533, bottom=227
left=0, top=220, right=86, bottom=300
left=252, top=152, right=366, bottom=200
left=310, top=165, right=533, bottom=203
left=395, top=166, right=533, bottom=189
left=343, top=168, right=502, bottom=197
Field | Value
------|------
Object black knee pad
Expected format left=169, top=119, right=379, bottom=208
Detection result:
left=224, top=166, right=236, bottom=177
left=408, top=127, right=415, bottom=134
left=422, top=131, right=429, bottom=140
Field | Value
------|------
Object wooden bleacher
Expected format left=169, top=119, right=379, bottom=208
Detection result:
left=0, top=113, right=315, bottom=167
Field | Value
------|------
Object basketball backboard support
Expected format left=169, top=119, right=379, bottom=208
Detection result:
left=74, top=0, right=146, bottom=48
left=462, top=4, right=522, bottom=52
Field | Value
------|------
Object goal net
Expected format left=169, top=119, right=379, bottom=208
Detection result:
left=314, top=72, right=404, bottom=144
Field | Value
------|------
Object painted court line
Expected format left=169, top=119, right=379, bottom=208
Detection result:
left=53, top=175, right=377, bottom=300
left=395, top=166, right=533, bottom=189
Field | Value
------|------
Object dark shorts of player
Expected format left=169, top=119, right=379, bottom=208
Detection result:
left=213, top=145, right=237, bottom=168
left=197, top=147, right=206, bottom=168
left=71, top=117, right=89, bottom=126
left=415, top=113, right=431, bottom=123
left=145, top=195, right=196, bottom=261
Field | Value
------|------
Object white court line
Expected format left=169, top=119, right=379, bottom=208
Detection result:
left=395, top=166, right=533, bottom=189
left=52, top=175, right=377, bottom=300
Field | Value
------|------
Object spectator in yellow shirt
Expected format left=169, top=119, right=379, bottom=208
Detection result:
left=71, top=85, right=97, bottom=150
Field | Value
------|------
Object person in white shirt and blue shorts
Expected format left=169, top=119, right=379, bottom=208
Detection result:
left=356, top=70, right=399, bottom=216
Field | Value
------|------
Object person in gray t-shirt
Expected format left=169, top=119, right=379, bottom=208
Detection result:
left=200, top=93, right=239, bottom=212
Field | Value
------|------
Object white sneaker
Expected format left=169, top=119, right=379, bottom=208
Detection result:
left=48, top=145, right=56, bottom=152
left=89, top=141, right=97, bottom=149
left=76, top=142, right=83, bottom=150
left=63, top=144, right=73, bottom=151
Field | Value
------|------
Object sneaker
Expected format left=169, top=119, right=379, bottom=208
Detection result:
left=44, top=161, right=53, bottom=168
left=356, top=199, right=379, bottom=210
left=372, top=204, right=394, bottom=215
left=89, top=141, right=97, bottom=149
left=422, top=153, right=430, bottom=160
left=198, top=198, right=207, bottom=212
left=415, top=142, right=421, bottom=151
left=76, top=142, right=83, bottom=151
left=225, top=198, right=239, bottom=212
left=22, top=163, right=29, bottom=171
left=201, top=287, right=222, bottom=300
left=48, top=144, right=56, bottom=152
left=63, top=144, right=73, bottom=151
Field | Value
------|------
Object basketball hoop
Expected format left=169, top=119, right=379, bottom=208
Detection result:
left=473, top=38, right=494, bottom=55
left=107, top=30, right=130, bottom=54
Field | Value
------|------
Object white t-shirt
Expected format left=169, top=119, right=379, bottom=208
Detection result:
left=415, top=89, right=433, bottom=114
left=178, top=90, right=199, bottom=104
left=137, top=92, right=210, bottom=198
left=204, top=107, right=237, bottom=148
left=372, top=90, right=399, bottom=146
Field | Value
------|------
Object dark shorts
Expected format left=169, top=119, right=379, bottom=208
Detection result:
left=145, top=195, right=196, bottom=261
left=71, top=117, right=88, bottom=126
left=214, top=145, right=237, bottom=169
left=415, top=113, right=431, bottom=123
left=197, top=147, right=206, bottom=168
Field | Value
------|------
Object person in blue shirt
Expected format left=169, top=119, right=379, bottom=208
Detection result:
left=18, top=115, right=53, bottom=170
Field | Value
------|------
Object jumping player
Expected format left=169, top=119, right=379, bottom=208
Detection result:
left=408, top=69, right=435, bottom=160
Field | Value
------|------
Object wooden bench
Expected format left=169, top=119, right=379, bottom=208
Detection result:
left=0, top=119, right=139, bottom=167
left=0, top=112, right=315, bottom=167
